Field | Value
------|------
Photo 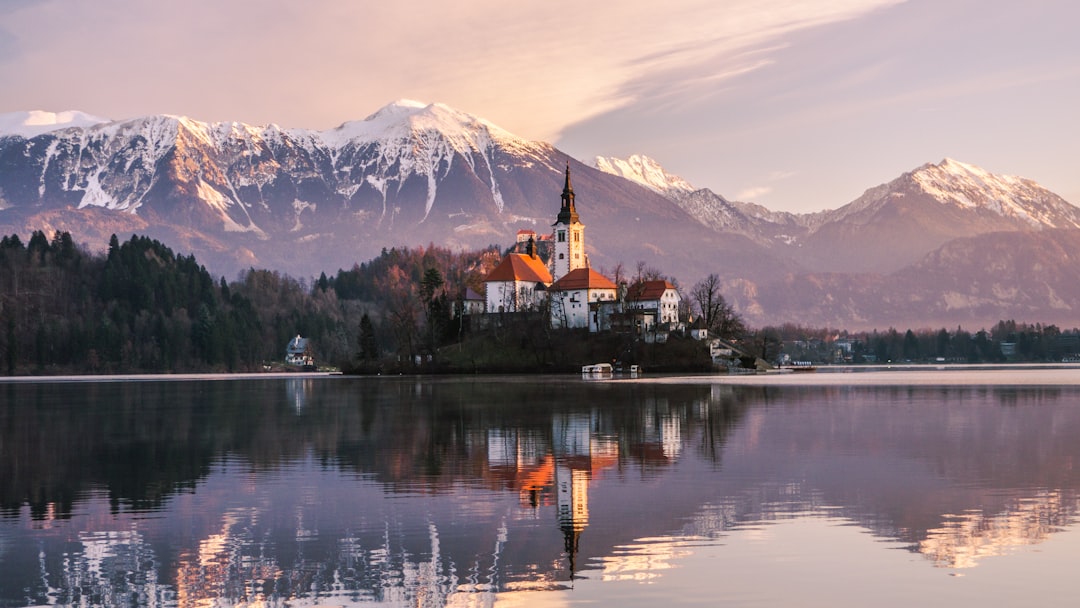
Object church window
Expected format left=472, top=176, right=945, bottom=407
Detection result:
left=574, top=232, right=580, bottom=242
left=558, top=231, right=566, bottom=242
left=559, top=253, right=564, bottom=259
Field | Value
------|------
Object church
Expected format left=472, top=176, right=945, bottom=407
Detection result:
left=482, top=163, right=677, bottom=333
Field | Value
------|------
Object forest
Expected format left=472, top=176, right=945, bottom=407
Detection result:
left=0, top=232, right=506, bottom=374
left=2, top=231, right=1078, bottom=375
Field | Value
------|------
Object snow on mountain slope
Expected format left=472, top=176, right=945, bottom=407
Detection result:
left=594, top=154, right=806, bottom=245
left=325, top=100, right=550, bottom=218
left=0, top=101, right=561, bottom=236
left=593, top=154, right=695, bottom=199
left=5, top=101, right=1079, bottom=305
left=914, top=158, right=1080, bottom=227
left=816, top=158, right=1080, bottom=230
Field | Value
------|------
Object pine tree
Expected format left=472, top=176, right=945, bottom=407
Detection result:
left=358, top=313, right=378, bottom=361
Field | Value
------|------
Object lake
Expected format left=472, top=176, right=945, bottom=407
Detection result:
left=3, top=369, right=1080, bottom=607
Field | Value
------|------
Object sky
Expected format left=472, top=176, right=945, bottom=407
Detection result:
left=1, top=0, right=1077, bottom=213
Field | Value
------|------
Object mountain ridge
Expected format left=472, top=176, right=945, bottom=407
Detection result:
left=1, top=102, right=793, bottom=287
left=3, top=102, right=1079, bottom=329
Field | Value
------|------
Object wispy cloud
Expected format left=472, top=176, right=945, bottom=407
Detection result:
left=737, top=186, right=773, bottom=201
left=0, top=0, right=906, bottom=138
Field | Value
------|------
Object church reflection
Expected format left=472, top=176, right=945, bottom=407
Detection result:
left=6, top=379, right=1080, bottom=605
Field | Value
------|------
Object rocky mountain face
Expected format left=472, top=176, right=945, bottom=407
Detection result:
left=3, top=101, right=1078, bottom=330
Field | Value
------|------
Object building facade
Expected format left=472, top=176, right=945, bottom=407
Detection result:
left=548, top=267, right=618, bottom=331
left=626, top=280, right=681, bottom=325
left=483, top=240, right=553, bottom=313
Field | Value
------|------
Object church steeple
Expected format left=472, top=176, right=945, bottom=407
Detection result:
left=556, top=162, right=580, bottom=225
left=552, top=161, right=586, bottom=282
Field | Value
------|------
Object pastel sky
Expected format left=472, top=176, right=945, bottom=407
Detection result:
left=1, top=0, right=1076, bottom=212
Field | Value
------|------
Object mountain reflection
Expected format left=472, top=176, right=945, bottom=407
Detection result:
left=2, top=378, right=1080, bottom=605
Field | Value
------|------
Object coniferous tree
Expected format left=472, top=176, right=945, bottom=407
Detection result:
left=358, top=313, right=378, bottom=361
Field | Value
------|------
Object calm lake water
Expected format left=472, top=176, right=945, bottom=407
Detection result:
left=3, top=369, right=1080, bottom=607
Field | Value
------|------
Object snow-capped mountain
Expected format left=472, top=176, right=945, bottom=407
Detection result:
left=0, top=102, right=786, bottom=281
left=821, top=158, right=1080, bottom=230
left=593, top=154, right=807, bottom=246
left=0, top=101, right=556, bottom=234
left=596, top=155, right=1080, bottom=274
left=593, top=154, right=695, bottom=199
left=793, top=158, right=1080, bottom=273
left=5, top=101, right=1080, bottom=329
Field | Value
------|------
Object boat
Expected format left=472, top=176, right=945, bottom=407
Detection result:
left=581, top=363, right=614, bottom=376
left=780, top=361, right=817, bottom=373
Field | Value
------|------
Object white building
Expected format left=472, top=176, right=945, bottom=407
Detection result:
left=482, top=243, right=553, bottom=313
left=549, top=267, right=618, bottom=331
left=626, top=280, right=681, bottom=325
left=462, top=287, right=486, bottom=315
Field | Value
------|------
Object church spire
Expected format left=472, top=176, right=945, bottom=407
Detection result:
left=552, top=160, right=586, bottom=282
left=556, top=161, right=580, bottom=225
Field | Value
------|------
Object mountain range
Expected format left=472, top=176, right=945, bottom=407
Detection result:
left=2, top=101, right=1078, bottom=331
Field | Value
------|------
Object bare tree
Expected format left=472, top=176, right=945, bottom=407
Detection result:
left=690, top=273, right=746, bottom=340
left=609, top=261, right=625, bottom=286
left=634, top=261, right=664, bottom=283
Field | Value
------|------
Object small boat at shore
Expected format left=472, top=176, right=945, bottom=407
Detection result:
left=780, top=362, right=817, bottom=373
left=582, top=363, right=614, bottom=376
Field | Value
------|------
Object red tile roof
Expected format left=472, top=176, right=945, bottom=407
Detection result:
left=549, top=267, right=617, bottom=292
left=626, top=280, right=675, bottom=301
left=483, top=253, right=553, bottom=284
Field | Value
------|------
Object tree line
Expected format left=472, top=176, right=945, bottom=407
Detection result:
left=752, top=321, right=1080, bottom=365
left=0, top=232, right=348, bottom=373
left=0, top=234, right=508, bottom=374
left=4, top=231, right=1071, bottom=374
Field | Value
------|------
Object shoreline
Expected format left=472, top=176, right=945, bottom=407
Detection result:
left=4, top=363, right=1080, bottom=385
left=0, top=371, right=341, bottom=383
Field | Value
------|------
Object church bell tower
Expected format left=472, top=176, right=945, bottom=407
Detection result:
left=552, top=162, right=585, bottom=282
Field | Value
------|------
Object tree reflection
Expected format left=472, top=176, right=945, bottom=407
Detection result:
left=7, top=377, right=1080, bottom=606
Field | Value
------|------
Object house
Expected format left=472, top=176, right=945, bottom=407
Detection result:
left=483, top=238, right=553, bottom=313
left=549, top=267, right=618, bottom=331
left=285, top=335, right=314, bottom=367
left=688, top=317, right=709, bottom=340
left=626, top=280, right=681, bottom=325
left=462, top=287, right=485, bottom=315
left=594, top=300, right=655, bottom=335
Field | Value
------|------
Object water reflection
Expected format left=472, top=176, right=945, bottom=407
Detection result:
left=2, top=377, right=1080, bottom=605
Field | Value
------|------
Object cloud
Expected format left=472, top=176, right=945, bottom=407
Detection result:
left=0, top=0, right=906, bottom=139
left=737, top=186, right=773, bottom=201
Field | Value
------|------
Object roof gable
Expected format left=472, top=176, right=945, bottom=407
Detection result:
left=626, top=280, right=676, bottom=301
left=549, top=267, right=617, bottom=292
left=286, top=335, right=308, bottom=353
left=483, top=253, right=553, bottom=284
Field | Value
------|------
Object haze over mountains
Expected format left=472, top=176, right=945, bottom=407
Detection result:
left=1, top=100, right=1078, bottom=330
